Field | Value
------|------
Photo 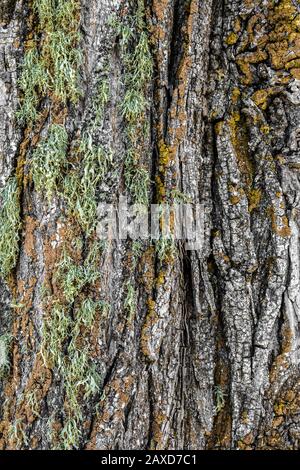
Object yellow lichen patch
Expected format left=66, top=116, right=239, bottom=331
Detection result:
left=228, top=184, right=244, bottom=205
left=228, top=112, right=253, bottom=189
left=158, top=140, right=171, bottom=171
left=248, top=188, right=262, bottom=212
left=290, top=67, right=300, bottom=79
left=226, top=32, right=238, bottom=46
left=140, top=298, right=159, bottom=360
left=260, top=124, right=270, bottom=134
left=234, top=17, right=242, bottom=33
left=266, top=0, right=300, bottom=70
left=236, top=50, right=268, bottom=85
left=215, top=120, right=224, bottom=135
left=251, top=88, right=279, bottom=110
left=231, top=87, right=241, bottom=104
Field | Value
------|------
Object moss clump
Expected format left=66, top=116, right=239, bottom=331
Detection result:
left=31, top=124, right=68, bottom=200
left=0, top=178, right=21, bottom=278
left=93, top=77, right=110, bottom=127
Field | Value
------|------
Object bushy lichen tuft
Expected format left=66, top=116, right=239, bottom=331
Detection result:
left=63, top=135, right=113, bottom=233
left=113, top=0, right=153, bottom=204
left=0, top=178, right=21, bottom=278
left=31, top=124, right=68, bottom=200
left=17, top=0, right=82, bottom=125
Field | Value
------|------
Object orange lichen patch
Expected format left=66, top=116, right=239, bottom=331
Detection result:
left=152, top=0, right=170, bottom=22
left=234, top=0, right=300, bottom=94
left=16, top=129, right=31, bottom=186
left=24, top=216, right=38, bottom=259
left=140, top=298, right=158, bottom=360
left=234, top=17, right=242, bottom=33
left=15, top=355, right=52, bottom=426
left=140, top=246, right=156, bottom=294
left=268, top=207, right=291, bottom=238
left=237, top=432, right=254, bottom=450
left=150, top=410, right=168, bottom=450
left=86, top=373, right=135, bottom=450
left=290, top=67, right=300, bottom=79
left=230, top=195, right=240, bottom=205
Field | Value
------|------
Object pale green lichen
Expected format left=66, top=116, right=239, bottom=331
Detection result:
left=214, top=385, right=227, bottom=413
left=31, top=124, right=68, bottom=200
left=0, top=178, right=21, bottom=278
left=112, top=0, right=153, bottom=204
left=63, top=135, right=113, bottom=234
left=124, top=281, right=137, bottom=321
left=17, top=0, right=82, bottom=125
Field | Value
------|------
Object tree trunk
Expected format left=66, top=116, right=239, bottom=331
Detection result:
left=0, top=0, right=300, bottom=450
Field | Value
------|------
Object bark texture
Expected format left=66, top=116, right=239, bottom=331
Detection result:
left=0, top=0, right=300, bottom=450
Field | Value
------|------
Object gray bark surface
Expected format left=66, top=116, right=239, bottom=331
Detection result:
left=0, top=0, right=300, bottom=450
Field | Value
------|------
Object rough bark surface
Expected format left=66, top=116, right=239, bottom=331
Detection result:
left=0, top=0, right=300, bottom=450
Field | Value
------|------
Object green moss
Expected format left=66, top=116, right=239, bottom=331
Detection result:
left=0, top=178, right=21, bottom=277
left=31, top=124, right=68, bottom=200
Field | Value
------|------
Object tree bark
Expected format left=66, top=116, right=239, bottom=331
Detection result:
left=0, top=0, right=300, bottom=450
